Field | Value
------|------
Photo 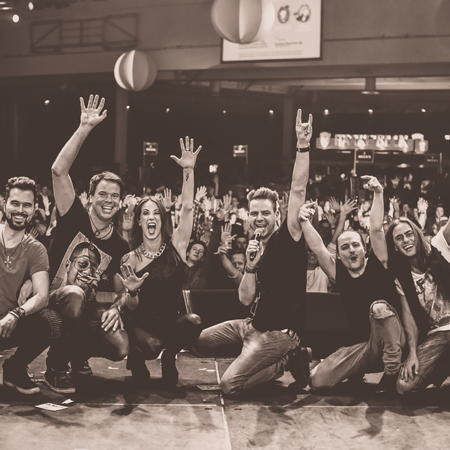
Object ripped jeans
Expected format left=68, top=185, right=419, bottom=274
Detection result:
left=311, top=300, right=405, bottom=390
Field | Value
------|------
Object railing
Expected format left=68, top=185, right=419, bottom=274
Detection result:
left=30, top=13, right=138, bottom=53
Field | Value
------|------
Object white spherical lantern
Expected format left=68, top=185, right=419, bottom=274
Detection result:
left=211, top=0, right=275, bottom=44
left=114, top=50, right=157, bottom=92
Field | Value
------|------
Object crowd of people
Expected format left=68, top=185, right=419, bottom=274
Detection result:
left=1, top=94, right=450, bottom=399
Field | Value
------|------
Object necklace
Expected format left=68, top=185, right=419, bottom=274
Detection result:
left=2, top=231, right=25, bottom=269
left=141, top=243, right=166, bottom=260
left=89, top=214, right=113, bottom=239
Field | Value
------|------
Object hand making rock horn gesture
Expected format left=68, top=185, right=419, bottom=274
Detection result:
left=79, top=94, right=107, bottom=129
left=295, top=108, right=313, bottom=149
left=170, top=136, right=202, bottom=170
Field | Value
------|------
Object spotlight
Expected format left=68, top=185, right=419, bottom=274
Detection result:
left=421, top=108, right=426, bottom=113
left=44, top=100, right=50, bottom=105
left=323, top=109, right=330, bottom=115
left=12, top=14, right=19, bottom=23
left=165, top=108, right=170, bottom=113
left=368, top=109, right=374, bottom=114
left=269, top=110, right=274, bottom=115
left=445, top=135, right=450, bottom=141
left=222, top=110, right=226, bottom=114
left=126, top=105, right=130, bottom=110
left=28, top=2, right=34, bottom=10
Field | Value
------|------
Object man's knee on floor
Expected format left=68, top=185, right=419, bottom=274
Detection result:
left=56, top=286, right=86, bottom=320
left=310, top=366, right=334, bottom=391
left=219, top=374, right=242, bottom=396
left=371, top=300, right=395, bottom=320
left=183, top=313, right=202, bottom=328
left=396, top=378, right=415, bottom=395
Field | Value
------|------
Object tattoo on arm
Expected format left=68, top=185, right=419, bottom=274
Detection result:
left=186, top=173, right=190, bottom=181
left=120, top=253, right=130, bottom=265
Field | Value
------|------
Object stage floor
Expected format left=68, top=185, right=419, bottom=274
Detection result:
left=1, top=349, right=449, bottom=450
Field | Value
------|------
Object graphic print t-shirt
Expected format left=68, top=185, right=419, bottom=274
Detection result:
left=48, top=197, right=129, bottom=296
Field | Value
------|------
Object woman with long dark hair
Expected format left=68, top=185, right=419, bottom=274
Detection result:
left=385, top=216, right=450, bottom=393
left=117, top=137, right=203, bottom=387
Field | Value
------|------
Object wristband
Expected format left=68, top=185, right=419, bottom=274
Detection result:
left=111, top=303, right=124, bottom=314
left=297, top=143, right=311, bottom=153
left=9, top=307, right=25, bottom=320
left=127, top=288, right=140, bottom=298
left=244, top=264, right=258, bottom=274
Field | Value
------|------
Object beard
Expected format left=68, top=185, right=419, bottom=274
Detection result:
left=6, top=214, right=28, bottom=231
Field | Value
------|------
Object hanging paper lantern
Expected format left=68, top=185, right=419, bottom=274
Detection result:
left=211, top=0, right=275, bottom=44
left=114, top=50, right=157, bottom=92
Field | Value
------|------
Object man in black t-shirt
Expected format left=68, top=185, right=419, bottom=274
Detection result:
left=300, top=175, right=416, bottom=393
left=194, top=110, right=312, bottom=395
left=44, top=95, right=130, bottom=394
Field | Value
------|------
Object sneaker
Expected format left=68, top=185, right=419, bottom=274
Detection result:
left=71, top=360, right=93, bottom=376
left=375, top=372, right=398, bottom=394
left=3, top=360, right=40, bottom=395
left=287, top=346, right=312, bottom=388
left=44, top=368, right=76, bottom=394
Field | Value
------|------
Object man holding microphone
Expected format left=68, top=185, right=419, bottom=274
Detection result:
left=193, top=110, right=312, bottom=395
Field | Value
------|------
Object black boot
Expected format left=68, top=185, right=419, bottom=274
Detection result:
left=161, top=350, right=178, bottom=388
left=127, top=351, right=150, bottom=385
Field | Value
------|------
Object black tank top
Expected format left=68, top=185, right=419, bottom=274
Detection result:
left=134, top=242, right=187, bottom=322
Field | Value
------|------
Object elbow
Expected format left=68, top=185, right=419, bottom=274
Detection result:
left=40, top=293, right=49, bottom=309
left=51, top=164, right=63, bottom=178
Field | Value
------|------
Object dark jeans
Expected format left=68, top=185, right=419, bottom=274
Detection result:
left=46, top=286, right=129, bottom=372
left=1, top=308, right=62, bottom=370
left=125, top=312, right=202, bottom=366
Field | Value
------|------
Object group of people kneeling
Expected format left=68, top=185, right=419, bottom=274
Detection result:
left=1, top=96, right=449, bottom=398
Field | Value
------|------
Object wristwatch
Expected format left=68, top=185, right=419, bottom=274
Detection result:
left=297, top=143, right=311, bottom=153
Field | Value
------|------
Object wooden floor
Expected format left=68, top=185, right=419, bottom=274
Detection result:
left=1, top=348, right=450, bottom=450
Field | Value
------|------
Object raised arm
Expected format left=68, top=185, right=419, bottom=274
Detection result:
left=171, top=136, right=202, bottom=260
left=51, top=95, right=107, bottom=216
left=362, top=175, right=388, bottom=268
left=287, top=109, right=313, bottom=242
left=299, top=202, right=336, bottom=283
left=417, top=198, right=429, bottom=230
left=330, top=199, right=358, bottom=245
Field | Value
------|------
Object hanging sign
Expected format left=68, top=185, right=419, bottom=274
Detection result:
left=143, top=142, right=158, bottom=155
left=356, top=149, right=374, bottom=163
left=222, top=0, right=322, bottom=62
left=233, top=145, right=248, bottom=157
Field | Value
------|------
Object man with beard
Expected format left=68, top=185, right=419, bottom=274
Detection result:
left=193, top=110, right=312, bottom=395
left=1, top=177, right=62, bottom=394
left=44, top=95, right=129, bottom=394
left=300, top=175, right=412, bottom=394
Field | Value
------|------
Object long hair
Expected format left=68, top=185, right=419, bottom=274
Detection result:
left=385, top=217, right=450, bottom=297
left=130, top=197, right=173, bottom=250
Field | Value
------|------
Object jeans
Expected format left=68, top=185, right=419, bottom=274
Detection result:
left=311, top=300, right=405, bottom=390
left=46, top=286, right=128, bottom=372
left=0, top=309, right=62, bottom=369
left=193, top=318, right=299, bottom=395
left=397, top=329, right=450, bottom=394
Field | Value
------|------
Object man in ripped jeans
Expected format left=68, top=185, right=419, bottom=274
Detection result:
left=298, top=175, right=416, bottom=394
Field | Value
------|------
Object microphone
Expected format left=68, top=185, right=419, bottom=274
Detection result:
left=249, top=228, right=264, bottom=262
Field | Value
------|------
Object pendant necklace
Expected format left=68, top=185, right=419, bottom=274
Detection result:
left=2, top=231, right=25, bottom=269
left=89, top=214, right=113, bottom=239
left=141, top=243, right=166, bottom=260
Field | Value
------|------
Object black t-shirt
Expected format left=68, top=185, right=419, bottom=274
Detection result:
left=252, top=219, right=307, bottom=333
left=48, top=196, right=130, bottom=293
left=335, top=250, right=401, bottom=345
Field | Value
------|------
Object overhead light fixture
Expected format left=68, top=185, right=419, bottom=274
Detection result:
left=323, top=109, right=330, bottom=115
left=44, top=100, right=50, bottom=105
left=361, top=77, right=379, bottom=95
left=445, top=135, right=450, bottom=141
left=165, top=107, right=170, bottom=113
left=28, top=1, right=34, bottom=10
left=368, top=109, right=374, bottom=114
left=421, top=108, right=426, bottom=113
left=269, top=110, right=274, bottom=115
left=126, top=105, right=130, bottom=110
left=222, top=109, right=226, bottom=114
